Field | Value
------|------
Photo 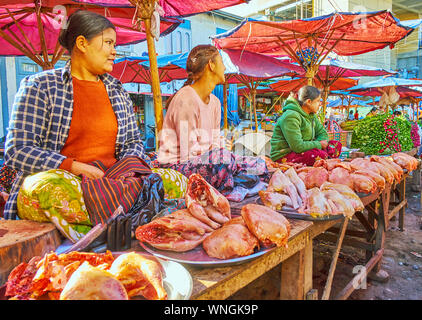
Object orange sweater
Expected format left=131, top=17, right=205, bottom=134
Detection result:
left=59, top=77, right=118, bottom=171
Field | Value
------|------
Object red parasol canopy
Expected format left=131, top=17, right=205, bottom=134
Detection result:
left=212, top=11, right=414, bottom=57
left=0, top=2, right=180, bottom=69
left=212, top=11, right=414, bottom=91
left=270, top=77, right=358, bottom=93
left=70, top=0, right=248, bottom=18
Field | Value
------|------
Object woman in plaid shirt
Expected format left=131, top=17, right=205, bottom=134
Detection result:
left=3, top=11, right=150, bottom=222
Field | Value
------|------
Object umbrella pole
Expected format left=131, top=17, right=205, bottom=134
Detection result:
left=143, top=18, right=164, bottom=148
left=322, top=86, right=329, bottom=118
left=223, top=82, right=228, bottom=133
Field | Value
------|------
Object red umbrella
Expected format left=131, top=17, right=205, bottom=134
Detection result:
left=270, top=77, right=358, bottom=93
left=0, top=2, right=180, bottom=69
left=71, top=0, right=248, bottom=18
left=212, top=11, right=414, bottom=86
left=110, top=54, right=188, bottom=84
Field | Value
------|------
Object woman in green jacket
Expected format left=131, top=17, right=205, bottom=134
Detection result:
left=270, top=86, right=341, bottom=166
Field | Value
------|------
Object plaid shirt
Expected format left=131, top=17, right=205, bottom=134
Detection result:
left=4, top=61, right=149, bottom=219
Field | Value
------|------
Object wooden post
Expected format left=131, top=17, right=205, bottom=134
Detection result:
left=252, top=87, right=258, bottom=133
left=223, top=82, right=228, bottom=131
left=130, top=0, right=163, bottom=146
left=322, top=86, right=329, bottom=118
left=144, top=18, right=163, bottom=141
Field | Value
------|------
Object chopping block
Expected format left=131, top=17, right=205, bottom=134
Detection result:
left=0, top=220, right=62, bottom=286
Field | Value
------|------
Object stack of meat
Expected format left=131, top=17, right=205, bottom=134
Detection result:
left=4, top=251, right=167, bottom=300
left=258, top=168, right=364, bottom=218
left=136, top=174, right=291, bottom=260
left=297, top=152, right=419, bottom=195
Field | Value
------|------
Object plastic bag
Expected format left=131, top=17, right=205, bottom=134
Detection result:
left=226, top=181, right=268, bottom=202
left=125, top=173, right=166, bottom=231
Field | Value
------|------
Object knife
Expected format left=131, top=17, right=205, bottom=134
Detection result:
left=62, top=206, right=124, bottom=254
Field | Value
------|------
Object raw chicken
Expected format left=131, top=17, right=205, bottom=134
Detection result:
left=370, top=156, right=403, bottom=183
left=267, top=169, right=302, bottom=209
left=314, top=158, right=342, bottom=171
left=202, top=217, right=259, bottom=260
left=367, top=161, right=395, bottom=184
left=328, top=167, right=353, bottom=189
left=185, top=174, right=231, bottom=229
left=392, top=152, right=419, bottom=172
left=350, top=173, right=378, bottom=194
left=284, top=167, right=308, bottom=202
left=304, top=167, right=329, bottom=189
left=354, top=169, right=385, bottom=191
left=299, top=187, right=332, bottom=218
left=135, top=209, right=211, bottom=252
left=241, top=204, right=291, bottom=248
left=109, top=252, right=167, bottom=300
left=259, top=190, right=293, bottom=211
left=320, top=182, right=364, bottom=212
left=321, top=189, right=355, bottom=218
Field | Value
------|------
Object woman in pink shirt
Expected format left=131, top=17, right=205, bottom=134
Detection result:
left=158, top=45, right=268, bottom=194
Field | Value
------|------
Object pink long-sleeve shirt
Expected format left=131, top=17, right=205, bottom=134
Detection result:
left=157, top=86, right=223, bottom=164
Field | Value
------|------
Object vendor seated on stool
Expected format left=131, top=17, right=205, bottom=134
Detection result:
left=270, top=85, right=342, bottom=166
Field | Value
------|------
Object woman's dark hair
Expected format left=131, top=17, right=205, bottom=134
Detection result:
left=59, top=10, right=116, bottom=53
left=371, top=107, right=377, bottom=112
left=165, top=45, right=219, bottom=108
left=297, top=85, right=321, bottom=106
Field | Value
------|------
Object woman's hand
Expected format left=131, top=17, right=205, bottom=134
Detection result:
left=320, top=140, right=329, bottom=149
left=70, top=161, right=105, bottom=179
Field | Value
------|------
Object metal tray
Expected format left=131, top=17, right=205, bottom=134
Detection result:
left=255, top=198, right=344, bottom=221
left=0, top=252, right=193, bottom=300
left=139, top=241, right=275, bottom=268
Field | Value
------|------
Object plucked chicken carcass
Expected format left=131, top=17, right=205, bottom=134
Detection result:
left=284, top=167, right=308, bottom=202
left=302, top=167, right=329, bottom=189
left=352, top=159, right=395, bottom=185
left=392, top=152, right=419, bottom=172
left=314, top=158, right=342, bottom=171
left=350, top=173, right=378, bottom=194
left=267, top=169, right=302, bottom=209
left=60, top=262, right=128, bottom=300
left=298, top=187, right=332, bottom=218
left=321, top=189, right=355, bottom=218
left=185, top=174, right=231, bottom=229
left=259, top=190, right=293, bottom=211
left=353, top=169, right=385, bottom=191
left=370, top=155, right=403, bottom=183
left=241, top=204, right=291, bottom=248
left=135, top=209, right=212, bottom=252
left=109, top=252, right=167, bottom=300
left=328, top=167, right=353, bottom=189
left=320, top=182, right=364, bottom=212
left=202, top=216, right=259, bottom=259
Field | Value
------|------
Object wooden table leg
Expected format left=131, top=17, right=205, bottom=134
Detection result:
left=321, top=217, right=349, bottom=300
left=280, top=239, right=313, bottom=300
left=399, top=179, right=406, bottom=231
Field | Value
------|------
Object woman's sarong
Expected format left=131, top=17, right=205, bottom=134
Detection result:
left=277, top=140, right=342, bottom=166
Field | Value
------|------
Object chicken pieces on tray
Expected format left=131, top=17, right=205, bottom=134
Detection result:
left=135, top=209, right=212, bottom=252
left=185, top=174, right=231, bottom=229
left=267, top=169, right=302, bottom=209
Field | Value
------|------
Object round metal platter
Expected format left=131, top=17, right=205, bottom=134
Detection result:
left=255, top=198, right=344, bottom=221
left=139, top=242, right=275, bottom=268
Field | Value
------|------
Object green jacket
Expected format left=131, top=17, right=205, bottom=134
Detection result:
left=270, top=98, right=329, bottom=162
